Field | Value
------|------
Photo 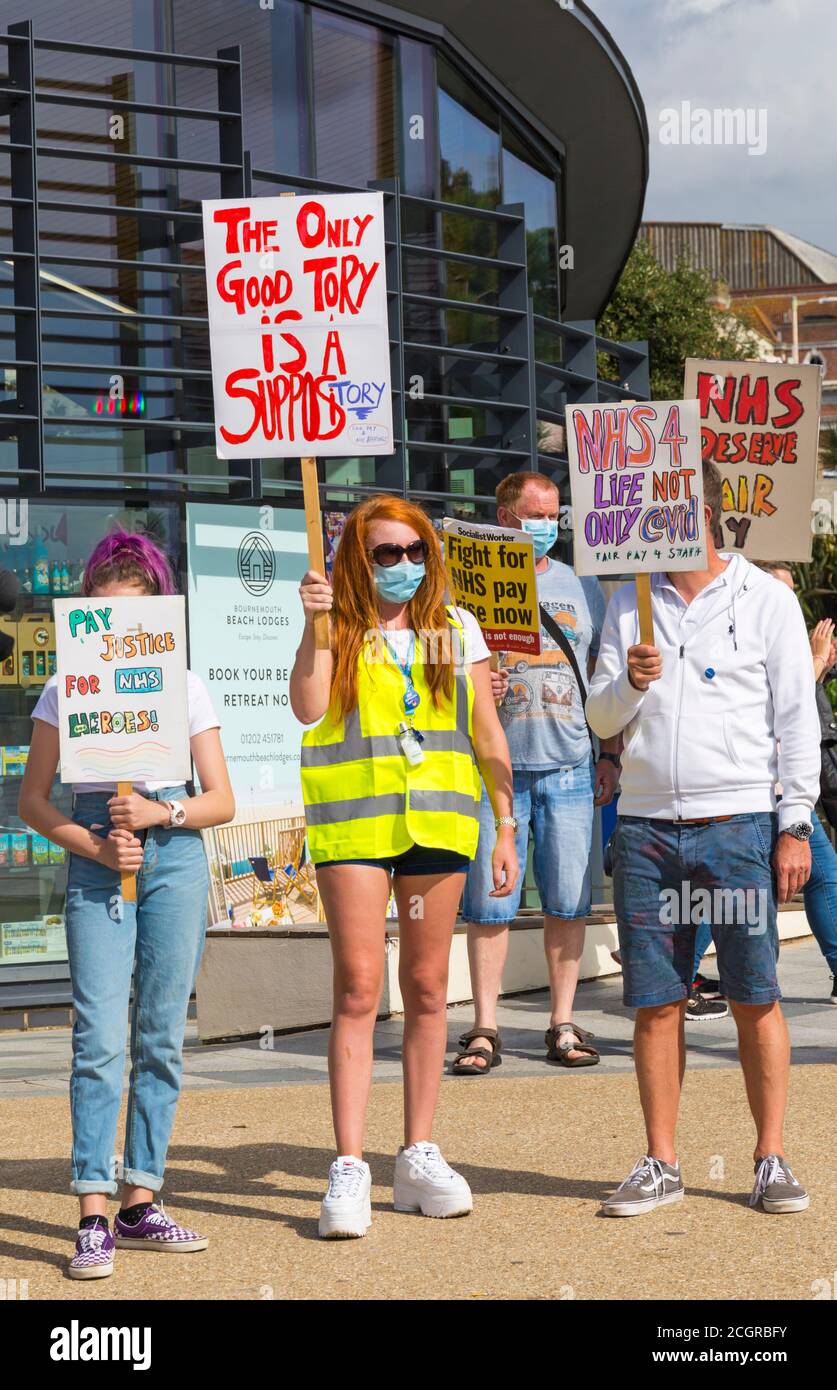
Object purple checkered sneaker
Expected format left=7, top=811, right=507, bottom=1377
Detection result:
left=114, top=1203, right=209, bottom=1252
left=68, top=1220, right=115, bottom=1280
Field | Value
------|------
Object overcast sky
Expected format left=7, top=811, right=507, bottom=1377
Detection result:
left=591, top=0, right=835, bottom=255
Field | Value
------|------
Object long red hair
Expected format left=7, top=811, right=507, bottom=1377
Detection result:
left=329, top=495, right=454, bottom=717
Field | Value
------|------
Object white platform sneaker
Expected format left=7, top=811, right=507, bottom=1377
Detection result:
left=318, top=1156, right=373, bottom=1239
left=393, top=1142, right=473, bottom=1218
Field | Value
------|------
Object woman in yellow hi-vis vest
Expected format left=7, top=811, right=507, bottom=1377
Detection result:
left=291, top=494, right=518, bottom=1239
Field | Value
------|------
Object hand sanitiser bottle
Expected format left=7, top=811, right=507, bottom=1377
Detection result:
left=397, top=721, right=424, bottom=766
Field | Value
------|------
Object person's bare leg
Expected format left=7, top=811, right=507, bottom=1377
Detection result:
left=119, top=1185, right=153, bottom=1210
left=729, top=1000, right=790, bottom=1160
left=633, top=1000, right=688, bottom=1165
left=545, top=914, right=587, bottom=1059
left=455, top=922, right=510, bottom=1070
left=79, top=1195, right=108, bottom=1220
left=316, top=864, right=391, bottom=1157
left=394, top=872, right=465, bottom=1143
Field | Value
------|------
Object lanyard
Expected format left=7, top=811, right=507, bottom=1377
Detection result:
left=380, top=629, right=421, bottom=714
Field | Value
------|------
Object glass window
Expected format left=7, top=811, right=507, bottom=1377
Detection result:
left=438, top=59, right=500, bottom=211
left=311, top=10, right=396, bottom=186
left=502, top=130, right=559, bottom=318
left=0, top=503, right=180, bottom=975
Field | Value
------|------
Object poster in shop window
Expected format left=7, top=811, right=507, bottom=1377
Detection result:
left=565, top=399, right=707, bottom=576
left=684, top=358, right=821, bottom=561
left=201, top=191, right=393, bottom=459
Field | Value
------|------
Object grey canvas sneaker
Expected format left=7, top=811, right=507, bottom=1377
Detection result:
left=601, top=1155, right=684, bottom=1217
left=749, top=1154, right=810, bottom=1214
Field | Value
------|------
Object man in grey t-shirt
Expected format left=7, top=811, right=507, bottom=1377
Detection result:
left=453, top=472, right=621, bottom=1073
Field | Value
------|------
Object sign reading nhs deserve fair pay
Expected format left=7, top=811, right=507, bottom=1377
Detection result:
left=53, top=596, right=190, bottom=785
left=201, top=191, right=393, bottom=459
left=566, top=400, right=707, bottom=577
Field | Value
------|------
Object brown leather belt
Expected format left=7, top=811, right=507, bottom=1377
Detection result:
left=674, top=815, right=734, bottom=826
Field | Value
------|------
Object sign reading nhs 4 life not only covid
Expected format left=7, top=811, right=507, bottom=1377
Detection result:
left=566, top=399, right=707, bottom=577
left=201, top=191, right=394, bottom=459
left=53, top=596, right=190, bottom=786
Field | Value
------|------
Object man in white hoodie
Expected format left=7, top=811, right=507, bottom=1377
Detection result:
left=587, top=460, right=820, bottom=1218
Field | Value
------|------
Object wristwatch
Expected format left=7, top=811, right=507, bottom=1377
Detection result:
left=782, top=821, right=813, bottom=842
left=166, top=800, right=187, bottom=828
left=599, top=752, right=621, bottom=768
left=495, top=815, right=518, bottom=831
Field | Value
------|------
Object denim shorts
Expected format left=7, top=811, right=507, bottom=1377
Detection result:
left=316, top=843, right=470, bottom=875
left=461, top=758, right=595, bottom=924
left=612, top=812, right=780, bottom=1009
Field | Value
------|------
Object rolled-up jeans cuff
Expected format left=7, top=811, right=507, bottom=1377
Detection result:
left=70, top=1178, right=119, bottom=1196
left=122, top=1166, right=164, bottom=1192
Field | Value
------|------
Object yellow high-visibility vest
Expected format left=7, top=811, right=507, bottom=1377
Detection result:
left=300, top=611, right=482, bottom=863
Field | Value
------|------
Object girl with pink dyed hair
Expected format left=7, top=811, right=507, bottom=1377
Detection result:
left=19, top=528, right=235, bottom=1281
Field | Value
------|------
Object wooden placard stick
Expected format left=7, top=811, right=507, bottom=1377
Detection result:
left=301, top=456, right=330, bottom=651
left=622, top=397, right=655, bottom=647
left=116, top=780, right=137, bottom=902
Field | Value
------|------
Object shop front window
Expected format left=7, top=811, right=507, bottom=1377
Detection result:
left=0, top=504, right=180, bottom=976
left=311, top=10, right=397, bottom=187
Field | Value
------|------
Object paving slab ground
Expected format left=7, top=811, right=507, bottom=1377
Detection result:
left=0, top=937, right=834, bottom=1301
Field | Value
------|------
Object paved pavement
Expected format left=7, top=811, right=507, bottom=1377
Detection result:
left=1, top=936, right=834, bottom=1099
left=1, top=936, right=834, bottom=1301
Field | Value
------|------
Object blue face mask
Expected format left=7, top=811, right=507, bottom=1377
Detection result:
left=373, top=561, right=426, bottom=603
left=521, top=517, right=558, bottom=559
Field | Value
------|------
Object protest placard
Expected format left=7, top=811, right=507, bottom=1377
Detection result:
left=442, top=518, right=541, bottom=655
left=201, top=191, right=393, bottom=460
left=566, top=400, right=706, bottom=578
left=683, top=358, right=821, bottom=561
left=53, top=596, right=190, bottom=786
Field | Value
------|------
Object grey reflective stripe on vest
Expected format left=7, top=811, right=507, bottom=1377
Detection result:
left=304, top=788, right=478, bottom=827
left=301, top=673, right=474, bottom=769
left=304, top=792, right=406, bottom=826
left=410, top=789, right=479, bottom=819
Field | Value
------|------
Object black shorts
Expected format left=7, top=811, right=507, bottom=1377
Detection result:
left=316, top=843, right=470, bottom=876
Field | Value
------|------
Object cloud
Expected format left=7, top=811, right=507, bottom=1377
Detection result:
left=590, top=0, right=836, bottom=255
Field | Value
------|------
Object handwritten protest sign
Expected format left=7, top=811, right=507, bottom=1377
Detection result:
left=53, top=597, right=190, bottom=786
left=442, top=518, right=541, bottom=655
left=683, top=358, right=821, bottom=561
left=201, top=192, right=393, bottom=459
left=566, top=400, right=706, bottom=577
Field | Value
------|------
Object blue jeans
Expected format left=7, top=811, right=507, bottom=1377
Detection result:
left=613, top=813, right=780, bottom=1008
left=693, top=817, right=837, bottom=978
left=803, top=816, right=837, bottom=975
left=65, top=787, right=209, bottom=1195
left=462, top=758, right=594, bottom=924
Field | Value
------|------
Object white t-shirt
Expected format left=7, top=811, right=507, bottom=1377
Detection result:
left=31, top=670, right=220, bottom=794
left=381, top=607, right=490, bottom=665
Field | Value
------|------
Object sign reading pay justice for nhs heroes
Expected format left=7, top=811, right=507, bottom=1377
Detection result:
left=566, top=400, right=707, bottom=577
left=53, top=597, right=190, bottom=785
left=201, top=192, right=393, bottom=459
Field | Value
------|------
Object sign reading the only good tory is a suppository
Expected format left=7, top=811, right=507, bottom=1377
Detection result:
left=201, top=191, right=393, bottom=460
left=53, top=596, right=190, bottom=785
left=566, top=399, right=707, bottom=576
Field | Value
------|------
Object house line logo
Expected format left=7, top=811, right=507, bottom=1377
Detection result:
left=50, top=1321, right=151, bottom=1370
left=658, top=101, right=767, bottom=157
left=660, top=881, right=769, bottom=936
left=237, top=530, right=275, bottom=596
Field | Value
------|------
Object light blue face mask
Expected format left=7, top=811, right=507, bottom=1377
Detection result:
left=373, top=560, right=426, bottom=603
left=520, top=517, right=558, bottom=559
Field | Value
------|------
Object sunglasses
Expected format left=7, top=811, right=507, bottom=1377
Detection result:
left=368, top=540, right=429, bottom=568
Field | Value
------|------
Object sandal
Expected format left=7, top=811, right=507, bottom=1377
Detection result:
left=545, top=1022, right=600, bottom=1068
left=451, top=1027, right=502, bottom=1076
